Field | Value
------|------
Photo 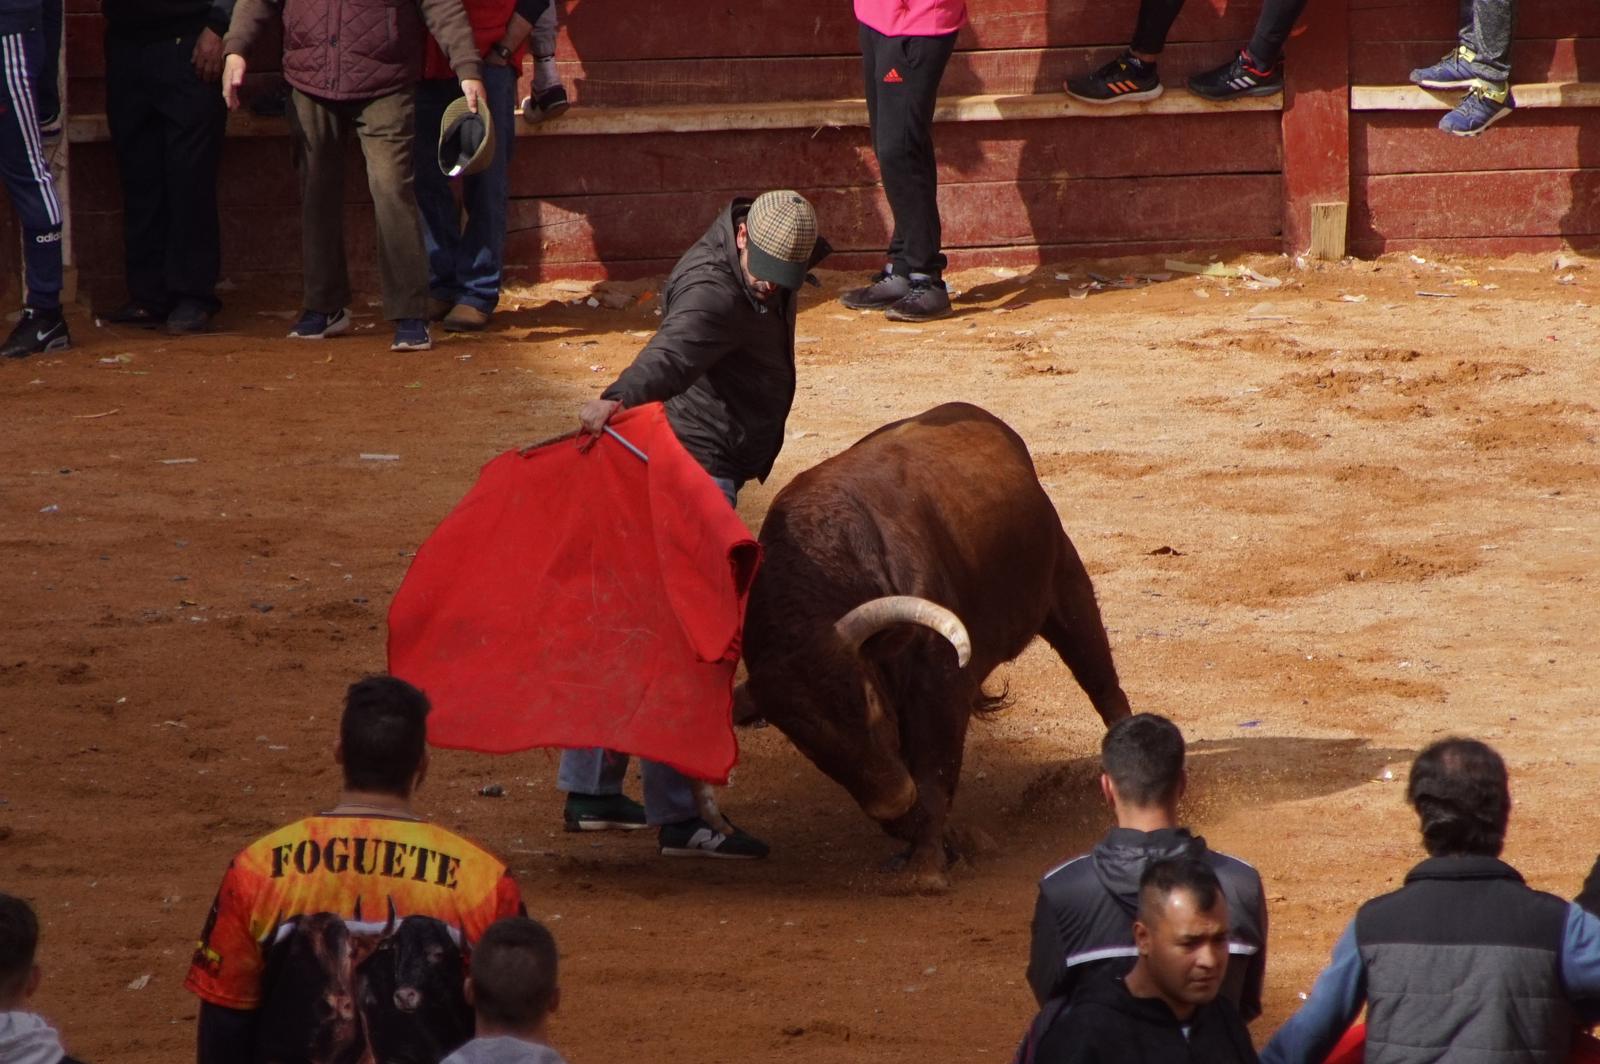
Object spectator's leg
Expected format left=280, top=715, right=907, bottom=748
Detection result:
left=641, top=762, right=700, bottom=827
left=455, top=64, right=517, bottom=313
left=412, top=78, right=461, bottom=306
left=872, top=30, right=957, bottom=279
left=156, top=30, right=226, bottom=313
left=1465, top=0, right=1514, bottom=84
left=1244, top=0, right=1312, bottom=67
left=0, top=26, right=64, bottom=309
left=1131, top=0, right=1189, bottom=57
left=353, top=89, right=429, bottom=322
left=36, top=0, right=60, bottom=127
left=859, top=22, right=902, bottom=267
left=532, top=2, right=561, bottom=94
left=558, top=749, right=631, bottom=795
left=105, top=31, right=171, bottom=314
left=288, top=90, right=352, bottom=314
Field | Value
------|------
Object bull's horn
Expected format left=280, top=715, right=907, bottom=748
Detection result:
left=835, top=596, right=971, bottom=668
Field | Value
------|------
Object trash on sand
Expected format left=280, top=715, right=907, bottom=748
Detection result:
left=1237, top=720, right=1263, bottom=729
left=127, top=974, right=151, bottom=991
left=1555, top=254, right=1586, bottom=272
left=1239, top=267, right=1282, bottom=288
left=1165, top=259, right=1242, bottom=278
left=478, top=784, right=506, bottom=798
left=1068, top=286, right=1089, bottom=300
left=1140, top=272, right=1174, bottom=283
left=1454, top=278, right=1482, bottom=287
left=1148, top=545, right=1186, bottom=556
left=1415, top=291, right=1457, bottom=299
left=1338, top=294, right=1368, bottom=303
left=39, top=504, right=59, bottom=513
left=359, top=453, right=401, bottom=462
left=1193, top=288, right=1210, bottom=299
left=585, top=297, right=600, bottom=308
left=97, top=354, right=133, bottom=365
left=160, top=457, right=199, bottom=465
left=73, top=408, right=120, bottom=419
left=1556, top=274, right=1579, bottom=286
left=1409, top=254, right=1428, bottom=265
left=1054, top=272, right=1074, bottom=281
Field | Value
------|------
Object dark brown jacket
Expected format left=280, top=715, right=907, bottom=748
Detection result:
left=225, top=0, right=482, bottom=101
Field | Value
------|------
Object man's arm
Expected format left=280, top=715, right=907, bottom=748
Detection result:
left=1559, top=903, right=1600, bottom=998
left=1260, top=920, right=1366, bottom=1064
left=1025, top=888, right=1070, bottom=1006
left=418, top=0, right=485, bottom=83
left=602, top=293, right=738, bottom=408
left=196, top=1002, right=256, bottom=1064
left=221, top=0, right=276, bottom=58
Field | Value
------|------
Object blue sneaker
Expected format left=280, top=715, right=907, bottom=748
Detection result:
left=1439, top=86, right=1513, bottom=137
left=1410, top=46, right=1481, bottom=89
left=390, top=318, right=432, bottom=351
left=287, top=307, right=351, bottom=339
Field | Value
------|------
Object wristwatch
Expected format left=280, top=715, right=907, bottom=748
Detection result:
left=490, top=42, right=513, bottom=62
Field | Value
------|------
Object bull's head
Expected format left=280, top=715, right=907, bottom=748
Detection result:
left=743, top=595, right=970, bottom=827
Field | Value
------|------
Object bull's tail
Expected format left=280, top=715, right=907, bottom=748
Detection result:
left=973, top=680, right=1012, bottom=717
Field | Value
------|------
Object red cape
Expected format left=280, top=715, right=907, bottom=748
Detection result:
left=387, top=404, right=761, bottom=784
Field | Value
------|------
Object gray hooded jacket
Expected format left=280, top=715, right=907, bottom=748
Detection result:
left=0, top=1012, right=69, bottom=1064
left=442, top=1036, right=568, bottom=1064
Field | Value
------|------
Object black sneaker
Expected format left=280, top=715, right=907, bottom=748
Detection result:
left=563, top=793, right=649, bottom=832
left=658, top=817, right=770, bottom=859
left=1187, top=50, right=1284, bottom=100
left=37, top=110, right=62, bottom=142
left=101, top=301, right=167, bottom=328
left=883, top=278, right=952, bottom=323
left=288, top=307, right=352, bottom=339
left=840, top=267, right=911, bottom=310
left=166, top=299, right=214, bottom=335
left=1, top=307, right=70, bottom=359
left=521, top=85, right=570, bottom=124
left=1066, top=52, right=1163, bottom=104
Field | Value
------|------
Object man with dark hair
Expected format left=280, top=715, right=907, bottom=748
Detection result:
left=0, top=893, right=88, bottom=1064
left=1264, top=737, right=1600, bottom=1064
left=1018, top=858, right=1258, bottom=1063
left=443, top=917, right=566, bottom=1064
left=185, top=675, right=524, bottom=1064
left=1027, top=713, right=1266, bottom=1019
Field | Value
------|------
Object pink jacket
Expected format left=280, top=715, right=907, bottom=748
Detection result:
left=854, top=0, right=967, bottom=37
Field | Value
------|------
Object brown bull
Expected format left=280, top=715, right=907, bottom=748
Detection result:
left=738, top=402, right=1132, bottom=889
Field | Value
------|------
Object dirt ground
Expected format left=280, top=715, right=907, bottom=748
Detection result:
left=3, top=248, right=1598, bottom=1062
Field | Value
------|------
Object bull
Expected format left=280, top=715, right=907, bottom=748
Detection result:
left=738, top=403, right=1132, bottom=889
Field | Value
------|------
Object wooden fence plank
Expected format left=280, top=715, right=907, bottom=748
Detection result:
left=1354, top=168, right=1600, bottom=241
left=1354, top=110, right=1600, bottom=176
left=1353, top=83, right=1600, bottom=109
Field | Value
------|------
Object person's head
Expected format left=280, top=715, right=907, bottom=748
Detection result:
left=465, top=917, right=561, bottom=1040
left=1407, top=738, right=1510, bottom=857
left=0, top=894, right=42, bottom=1010
left=1129, top=857, right=1230, bottom=1019
left=336, top=675, right=431, bottom=798
left=734, top=190, right=819, bottom=303
left=1100, top=713, right=1186, bottom=816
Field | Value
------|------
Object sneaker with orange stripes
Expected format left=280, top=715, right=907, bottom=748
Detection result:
left=1066, top=52, right=1163, bottom=104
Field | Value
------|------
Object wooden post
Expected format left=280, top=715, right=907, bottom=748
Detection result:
left=1310, top=201, right=1348, bottom=259
left=1281, top=0, right=1351, bottom=256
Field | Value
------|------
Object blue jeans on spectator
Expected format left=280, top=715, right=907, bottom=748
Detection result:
left=414, top=64, right=516, bottom=314
left=558, top=473, right=743, bottom=826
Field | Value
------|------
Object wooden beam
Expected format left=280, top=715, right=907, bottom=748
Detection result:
left=67, top=90, right=1282, bottom=143
left=1352, top=83, right=1600, bottom=110
left=1281, top=0, right=1351, bottom=255
left=1310, top=202, right=1349, bottom=259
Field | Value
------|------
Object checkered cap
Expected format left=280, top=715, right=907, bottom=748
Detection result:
left=745, top=191, right=818, bottom=290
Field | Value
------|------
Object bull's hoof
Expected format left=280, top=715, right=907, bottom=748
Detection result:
left=881, top=846, right=952, bottom=893
left=912, top=868, right=952, bottom=894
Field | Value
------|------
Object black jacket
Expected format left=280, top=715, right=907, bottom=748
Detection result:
left=103, top=0, right=233, bottom=39
left=1027, top=969, right=1258, bottom=1064
left=602, top=198, right=830, bottom=484
left=1027, top=827, right=1267, bottom=1020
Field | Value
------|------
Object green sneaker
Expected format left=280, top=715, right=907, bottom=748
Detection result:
left=563, top=793, right=649, bottom=832
left=658, top=817, right=770, bottom=859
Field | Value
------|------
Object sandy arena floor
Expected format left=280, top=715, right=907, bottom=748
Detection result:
left=2, top=250, right=1598, bottom=1062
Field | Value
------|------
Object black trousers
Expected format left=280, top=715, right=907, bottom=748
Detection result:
left=1131, top=0, right=1310, bottom=67
left=860, top=23, right=956, bottom=279
left=105, top=29, right=227, bottom=312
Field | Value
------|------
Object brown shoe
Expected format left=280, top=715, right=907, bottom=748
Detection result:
left=427, top=298, right=453, bottom=322
left=443, top=304, right=491, bottom=332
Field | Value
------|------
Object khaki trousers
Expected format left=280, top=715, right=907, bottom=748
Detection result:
left=288, top=88, right=428, bottom=321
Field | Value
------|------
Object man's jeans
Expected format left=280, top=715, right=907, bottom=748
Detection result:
left=414, top=65, right=517, bottom=313
left=558, top=474, right=743, bottom=827
left=1458, top=0, right=1515, bottom=84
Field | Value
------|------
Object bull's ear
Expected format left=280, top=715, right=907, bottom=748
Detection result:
left=731, top=682, right=761, bottom=726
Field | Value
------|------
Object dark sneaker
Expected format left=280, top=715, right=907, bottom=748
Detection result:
left=658, top=817, right=770, bottom=859
left=1410, top=46, right=1480, bottom=89
left=165, top=299, right=214, bottom=335
left=288, top=307, right=352, bottom=339
left=840, top=268, right=911, bottom=310
left=883, top=278, right=952, bottom=323
left=1187, top=50, right=1284, bottom=100
left=390, top=318, right=432, bottom=351
left=1440, top=85, right=1513, bottom=136
left=101, top=302, right=167, bottom=328
left=1, top=307, right=70, bottom=359
left=563, top=793, right=650, bottom=832
left=1066, top=52, right=1163, bottom=104
left=37, top=110, right=62, bottom=142
left=521, top=86, right=570, bottom=124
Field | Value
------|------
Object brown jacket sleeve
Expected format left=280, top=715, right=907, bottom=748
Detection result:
left=418, top=0, right=485, bottom=82
left=223, top=0, right=278, bottom=56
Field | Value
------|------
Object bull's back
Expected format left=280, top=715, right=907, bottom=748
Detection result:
left=759, top=404, right=1066, bottom=660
